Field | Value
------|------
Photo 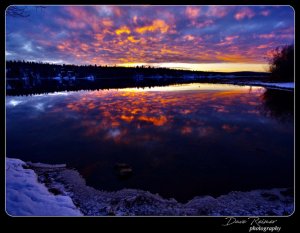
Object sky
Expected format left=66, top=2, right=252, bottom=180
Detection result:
left=6, top=5, right=294, bottom=72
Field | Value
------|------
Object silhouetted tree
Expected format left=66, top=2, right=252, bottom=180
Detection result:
left=260, top=89, right=294, bottom=122
left=269, top=45, right=294, bottom=82
left=6, top=6, right=29, bottom=17
left=6, top=6, right=46, bottom=17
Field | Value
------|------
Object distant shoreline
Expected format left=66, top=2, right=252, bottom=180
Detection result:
left=6, top=78, right=293, bottom=96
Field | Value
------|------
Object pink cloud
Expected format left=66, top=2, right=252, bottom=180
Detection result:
left=258, top=33, right=275, bottom=39
left=235, top=7, right=255, bottom=20
left=206, top=6, right=229, bottom=18
left=217, top=35, right=239, bottom=46
left=260, top=10, right=270, bottom=16
left=225, top=35, right=239, bottom=42
left=195, top=19, right=214, bottom=28
left=55, top=17, right=87, bottom=30
left=257, top=44, right=268, bottom=49
left=183, top=35, right=195, bottom=41
left=185, top=6, right=200, bottom=19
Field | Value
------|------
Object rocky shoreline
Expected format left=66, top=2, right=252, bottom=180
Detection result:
left=27, top=161, right=294, bottom=216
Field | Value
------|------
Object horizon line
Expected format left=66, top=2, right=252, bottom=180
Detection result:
left=6, top=60, right=270, bottom=73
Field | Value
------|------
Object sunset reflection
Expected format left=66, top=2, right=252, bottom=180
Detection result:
left=43, top=84, right=266, bottom=144
left=6, top=83, right=294, bottom=202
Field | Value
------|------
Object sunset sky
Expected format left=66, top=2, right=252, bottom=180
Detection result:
left=6, top=5, right=294, bottom=72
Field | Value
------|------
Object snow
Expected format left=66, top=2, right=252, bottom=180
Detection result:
left=27, top=161, right=66, bottom=168
left=6, top=158, right=82, bottom=216
left=84, top=75, right=95, bottom=81
left=7, top=100, right=23, bottom=107
left=248, top=82, right=294, bottom=89
left=32, top=163, right=294, bottom=216
left=6, top=158, right=293, bottom=216
left=206, top=74, right=239, bottom=78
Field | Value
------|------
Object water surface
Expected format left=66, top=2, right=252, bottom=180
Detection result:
left=6, top=83, right=294, bottom=202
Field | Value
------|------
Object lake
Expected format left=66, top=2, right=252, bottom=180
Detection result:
left=6, top=83, right=294, bottom=203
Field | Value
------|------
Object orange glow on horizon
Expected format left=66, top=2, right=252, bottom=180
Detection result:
left=117, top=62, right=269, bottom=72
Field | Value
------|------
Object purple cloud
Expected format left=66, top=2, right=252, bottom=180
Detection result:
left=6, top=5, right=294, bottom=68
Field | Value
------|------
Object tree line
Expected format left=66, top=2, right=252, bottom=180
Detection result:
left=269, top=44, right=294, bottom=82
left=5, top=60, right=216, bottom=80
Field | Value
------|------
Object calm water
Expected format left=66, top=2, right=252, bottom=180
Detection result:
left=6, top=83, right=294, bottom=202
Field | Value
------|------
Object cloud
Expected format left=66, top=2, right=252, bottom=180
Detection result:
left=5, top=6, right=294, bottom=68
left=115, top=26, right=131, bottom=35
left=257, top=33, right=275, bottom=39
left=206, top=6, right=229, bottom=18
left=135, top=19, right=169, bottom=34
left=185, top=6, right=200, bottom=19
left=235, top=7, right=255, bottom=20
left=183, top=35, right=195, bottom=41
left=260, top=10, right=270, bottom=16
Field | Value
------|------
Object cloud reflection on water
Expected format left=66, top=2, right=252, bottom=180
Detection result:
left=44, top=84, right=266, bottom=145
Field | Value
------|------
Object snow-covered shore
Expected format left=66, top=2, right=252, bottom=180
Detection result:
left=6, top=158, right=294, bottom=216
left=6, top=158, right=82, bottom=216
left=248, top=82, right=294, bottom=90
left=227, top=81, right=294, bottom=90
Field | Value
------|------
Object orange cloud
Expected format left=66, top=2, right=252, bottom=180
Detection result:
left=127, top=36, right=140, bottom=43
left=80, top=43, right=89, bottom=51
left=102, top=19, right=113, bottom=27
left=56, top=41, right=72, bottom=51
left=115, top=26, right=131, bottom=35
left=181, top=126, right=193, bottom=135
left=257, top=44, right=268, bottom=49
left=94, top=33, right=105, bottom=42
left=135, top=19, right=169, bottom=34
left=216, top=54, right=252, bottom=63
left=120, top=115, right=134, bottom=123
left=138, top=115, right=167, bottom=126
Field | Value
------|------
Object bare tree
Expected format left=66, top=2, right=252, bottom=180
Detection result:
left=6, top=6, right=29, bottom=17
left=269, top=44, right=294, bottom=82
left=6, top=6, right=46, bottom=17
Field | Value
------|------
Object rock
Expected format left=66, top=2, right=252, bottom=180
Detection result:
left=261, top=192, right=280, bottom=201
left=280, top=188, right=293, bottom=197
left=48, top=187, right=63, bottom=195
left=119, top=168, right=133, bottom=176
left=114, top=163, right=130, bottom=169
left=114, top=163, right=133, bottom=178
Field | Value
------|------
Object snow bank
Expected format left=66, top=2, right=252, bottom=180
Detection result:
left=27, top=161, right=66, bottom=168
left=6, top=158, right=82, bottom=216
left=247, top=82, right=294, bottom=89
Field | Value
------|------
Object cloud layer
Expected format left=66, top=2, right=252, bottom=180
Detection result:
left=6, top=6, right=294, bottom=70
